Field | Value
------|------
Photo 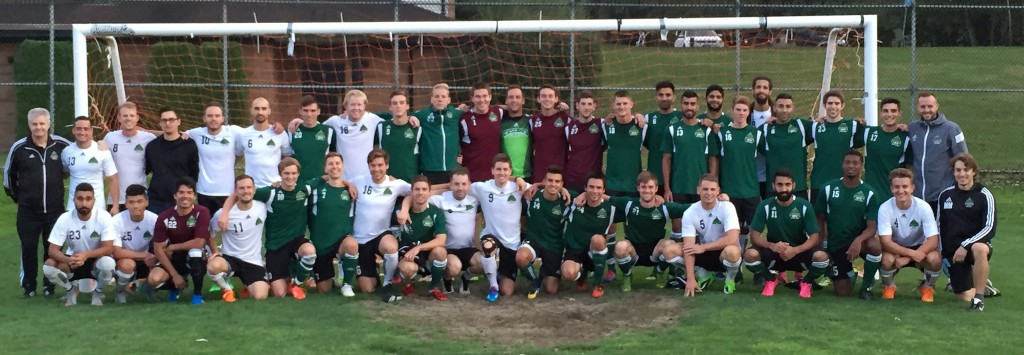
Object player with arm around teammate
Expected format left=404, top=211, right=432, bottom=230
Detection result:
left=561, top=173, right=617, bottom=299
left=518, top=166, right=571, bottom=298
left=608, top=171, right=687, bottom=292
left=42, top=183, right=117, bottom=306
left=395, top=176, right=450, bottom=301
left=876, top=168, right=942, bottom=302
left=207, top=175, right=271, bottom=302
left=147, top=178, right=212, bottom=305
left=111, top=184, right=159, bottom=304
left=307, top=152, right=357, bottom=296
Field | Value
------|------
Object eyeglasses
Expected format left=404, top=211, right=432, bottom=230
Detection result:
left=159, top=117, right=179, bottom=123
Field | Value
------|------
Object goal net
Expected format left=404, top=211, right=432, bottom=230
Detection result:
left=72, top=16, right=878, bottom=131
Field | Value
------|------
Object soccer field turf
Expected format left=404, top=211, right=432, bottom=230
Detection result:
left=0, top=185, right=1020, bottom=354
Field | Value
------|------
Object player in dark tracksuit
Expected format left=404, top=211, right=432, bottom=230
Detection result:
left=936, top=153, right=996, bottom=311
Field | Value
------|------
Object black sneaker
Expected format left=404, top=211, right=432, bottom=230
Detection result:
left=443, top=279, right=454, bottom=294
left=459, top=274, right=472, bottom=295
left=970, top=298, right=985, bottom=312
left=664, top=276, right=686, bottom=289
left=734, top=271, right=745, bottom=284
left=754, top=274, right=765, bottom=286
left=859, top=289, right=875, bottom=300
left=43, top=285, right=55, bottom=297
left=379, top=284, right=402, bottom=303
left=23, top=289, right=36, bottom=298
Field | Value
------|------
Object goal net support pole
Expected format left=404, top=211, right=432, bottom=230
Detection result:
left=72, top=15, right=878, bottom=125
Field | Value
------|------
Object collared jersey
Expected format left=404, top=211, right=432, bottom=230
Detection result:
left=324, top=113, right=384, bottom=180
left=471, top=179, right=527, bottom=249
left=236, top=126, right=292, bottom=188
left=429, top=192, right=479, bottom=249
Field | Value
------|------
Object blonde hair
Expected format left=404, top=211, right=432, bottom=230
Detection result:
left=432, top=83, right=450, bottom=92
left=343, top=90, right=368, bottom=107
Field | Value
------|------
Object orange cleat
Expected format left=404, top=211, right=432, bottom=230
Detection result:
left=290, top=284, right=307, bottom=300
left=882, top=285, right=897, bottom=299
left=430, top=287, right=448, bottom=301
left=221, top=289, right=236, bottom=303
left=920, top=286, right=934, bottom=303
left=238, top=286, right=250, bottom=299
left=591, top=285, right=604, bottom=299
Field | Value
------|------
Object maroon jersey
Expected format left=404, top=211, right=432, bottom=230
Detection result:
left=529, top=111, right=570, bottom=183
left=153, top=205, right=211, bottom=245
left=459, top=106, right=504, bottom=182
left=564, top=118, right=605, bottom=189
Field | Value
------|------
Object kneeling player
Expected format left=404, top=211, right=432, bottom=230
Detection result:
left=148, top=178, right=212, bottom=305
left=207, top=175, right=270, bottom=302
left=112, top=184, right=159, bottom=304
left=937, top=154, right=996, bottom=311
left=519, top=166, right=571, bottom=298
left=663, top=174, right=742, bottom=296
left=609, top=171, right=686, bottom=292
left=561, top=173, right=617, bottom=298
left=877, top=168, right=942, bottom=302
left=396, top=176, right=449, bottom=300
left=743, top=169, right=830, bottom=298
left=308, top=153, right=356, bottom=296
left=43, top=183, right=117, bottom=306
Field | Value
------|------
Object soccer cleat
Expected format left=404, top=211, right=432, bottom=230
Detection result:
left=621, top=274, right=632, bottom=292
left=654, top=271, right=668, bottom=288
left=486, top=287, right=500, bottom=302
left=723, top=280, right=736, bottom=294
left=168, top=289, right=180, bottom=303
left=697, top=273, right=715, bottom=291
left=443, top=279, right=454, bottom=294
left=429, top=287, right=448, bottom=301
left=646, top=269, right=658, bottom=281
left=23, top=289, right=36, bottom=298
left=289, top=284, right=307, bottom=300
left=715, top=272, right=725, bottom=281
left=985, top=279, right=1001, bottom=297
left=603, top=270, right=616, bottom=283
left=798, top=282, right=813, bottom=298
left=91, top=290, right=104, bottom=306
left=734, top=271, right=745, bottom=284
left=340, top=284, right=355, bottom=297
left=753, top=274, right=765, bottom=287
left=920, top=286, right=934, bottom=303
left=970, top=298, right=985, bottom=311
left=191, top=294, right=204, bottom=305
left=882, top=286, right=896, bottom=299
left=761, top=278, right=779, bottom=297
left=43, top=285, right=55, bottom=297
left=528, top=288, right=540, bottom=299
left=402, top=282, right=415, bottom=297
left=859, top=289, right=875, bottom=300
left=576, top=280, right=589, bottom=292
left=221, top=289, right=236, bottom=303
left=209, top=284, right=221, bottom=293
left=115, top=291, right=127, bottom=304
left=64, top=287, right=80, bottom=307
left=379, top=284, right=402, bottom=303
left=459, top=275, right=472, bottom=295
left=591, top=285, right=605, bottom=299
left=238, top=286, right=251, bottom=299
left=141, top=284, right=156, bottom=302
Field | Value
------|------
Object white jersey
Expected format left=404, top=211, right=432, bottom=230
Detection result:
left=62, top=141, right=118, bottom=210
left=471, top=180, right=528, bottom=249
left=103, top=130, right=157, bottom=202
left=877, top=196, right=938, bottom=248
left=351, top=175, right=411, bottom=243
left=681, top=200, right=741, bottom=245
left=751, top=108, right=772, bottom=182
left=187, top=125, right=241, bottom=196
left=236, top=126, right=292, bottom=188
left=212, top=202, right=267, bottom=266
left=48, top=209, right=117, bottom=255
left=324, top=113, right=384, bottom=180
left=111, top=210, right=158, bottom=252
left=429, top=192, right=480, bottom=249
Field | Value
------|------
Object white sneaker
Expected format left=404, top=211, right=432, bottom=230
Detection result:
left=79, top=279, right=97, bottom=293
left=340, top=284, right=355, bottom=297
left=115, top=291, right=127, bottom=304
left=64, top=287, right=80, bottom=306
left=91, top=291, right=104, bottom=306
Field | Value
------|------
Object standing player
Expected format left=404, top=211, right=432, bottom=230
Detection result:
left=207, top=175, right=271, bottom=302
left=743, top=169, right=830, bottom=298
left=186, top=102, right=241, bottom=214
left=662, top=90, right=718, bottom=204
left=815, top=150, right=882, bottom=299
left=307, top=153, right=356, bottom=295
left=290, top=95, right=336, bottom=182
left=937, top=153, right=996, bottom=311
left=42, top=183, right=116, bottom=306
left=718, top=96, right=762, bottom=263
left=908, top=92, right=968, bottom=211
left=518, top=166, right=570, bottom=298
left=760, top=93, right=814, bottom=199
left=696, top=84, right=731, bottom=126
left=662, top=174, right=742, bottom=296
left=610, top=171, right=687, bottom=292
left=530, top=85, right=570, bottom=183
left=459, top=83, right=504, bottom=182
left=396, top=176, right=449, bottom=301
left=147, top=178, right=211, bottom=305
left=860, top=98, right=910, bottom=200
left=103, top=102, right=157, bottom=211
left=750, top=77, right=773, bottom=196
left=810, top=90, right=861, bottom=200
left=469, top=154, right=530, bottom=301
left=416, top=83, right=463, bottom=185
left=144, top=108, right=200, bottom=213
left=426, top=168, right=483, bottom=295
left=603, top=90, right=647, bottom=196
left=63, top=116, right=119, bottom=213
left=561, top=173, right=617, bottom=298
left=111, top=184, right=159, bottom=304
left=644, top=81, right=681, bottom=189
left=237, top=97, right=292, bottom=188
left=6, top=108, right=71, bottom=297
left=564, top=91, right=604, bottom=194
left=876, top=168, right=942, bottom=302
left=501, top=85, right=531, bottom=179
left=325, top=90, right=387, bottom=180
left=375, top=91, right=422, bottom=182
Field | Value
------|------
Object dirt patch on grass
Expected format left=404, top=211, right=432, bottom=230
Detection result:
left=367, top=283, right=685, bottom=347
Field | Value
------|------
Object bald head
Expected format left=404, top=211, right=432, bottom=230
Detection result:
left=251, top=97, right=271, bottom=124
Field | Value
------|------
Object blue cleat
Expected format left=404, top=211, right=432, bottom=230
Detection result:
left=486, top=287, right=499, bottom=302
left=191, top=294, right=204, bottom=305
left=167, top=289, right=180, bottom=303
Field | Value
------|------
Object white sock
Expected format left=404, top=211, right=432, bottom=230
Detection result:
left=382, top=253, right=399, bottom=286
left=880, top=268, right=896, bottom=286
left=93, top=256, right=115, bottom=293
left=209, top=271, right=232, bottom=289
left=336, top=254, right=344, bottom=280
left=723, top=258, right=742, bottom=282
left=481, top=255, right=499, bottom=289
left=43, top=265, right=71, bottom=290
left=115, top=270, right=135, bottom=292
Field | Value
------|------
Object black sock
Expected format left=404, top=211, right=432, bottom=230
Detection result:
left=188, top=257, right=206, bottom=296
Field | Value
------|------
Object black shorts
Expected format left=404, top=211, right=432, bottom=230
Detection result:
left=945, top=242, right=993, bottom=294
left=828, top=248, right=867, bottom=280
left=755, top=246, right=819, bottom=272
left=398, top=244, right=433, bottom=277
left=497, top=243, right=518, bottom=281
left=134, top=262, right=151, bottom=280
left=631, top=241, right=660, bottom=267
left=672, top=193, right=699, bottom=204
left=447, top=247, right=478, bottom=269
left=154, top=252, right=195, bottom=289
left=197, top=194, right=228, bottom=216
left=313, top=240, right=343, bottom=282
left=521, top=240, right=563, bottom=278
left=563, top=248, right=594, bottom=272
left=265, top=236, right=308, bottom=282
left=69, top=258, right=99, bottom=281
left=223, top=254, right=269, bottom=286
left=358, top=232, right=393, bottom=278
left=693, top=249, right=726, bottom=272
left=422, top=171, right=453, bottom=185
left=732, top=196, right=761, bottom=235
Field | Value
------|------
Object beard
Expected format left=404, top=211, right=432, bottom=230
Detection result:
left=708, top=102, right=722, bottom=112
left=776, top=191, right=793, bottom=202
left=755, top=94, right=769, bottom=105
left=76, top=206, right=91, bottom=216
left=683, top=110, right=696, bottom=120
left=254, top=114, right=267, bottom=123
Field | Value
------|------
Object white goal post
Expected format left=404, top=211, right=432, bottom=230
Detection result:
left=72, top=15, right=879, bottom=124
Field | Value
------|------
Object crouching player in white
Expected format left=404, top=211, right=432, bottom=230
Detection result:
left=877, top=168, right=942, bottom=302
left=663, top=174, right=742, bottom=296
left=112, top=184, right=159, bottom=303
left=207, top=175, right=271, bottom=302
left=43, top=183, right=117, bottom=306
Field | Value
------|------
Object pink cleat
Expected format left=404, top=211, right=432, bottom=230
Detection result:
left=798, top=282, right=813, bottom=298
left=761, top=278, right=779, bottom=297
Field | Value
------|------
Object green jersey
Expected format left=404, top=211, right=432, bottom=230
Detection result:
left=524, top=190, right=569, bottom=252
left=602, top=119, right=648, bottom=192
left=414, top=106, right=462, bottom=172
left=308, top=179, right=355, bottom=256
left=290, top=123, right=335, bottom=182
left=717, top=124, right=761, bottom=199
left=750, top=197, right=819, bottom=245
left=563, top=200, right=617, bottom=250
left=401, top=204, right=447, bottom=246
left=500, top=115, right=532, bottom=178
left=760, top=118, right=814, bottom=192
left=810, top=119, right=863, bottom=190
left=374, top=119, right=421, bottom=182
left=660, top=120, right=718, bottom=195
left=697, top=112, right=733, bottom=126
left=644, top=110, right=682, bottom=186
left=815, top=179, right=880, bottom=252
left=858, top=127, right=909, bottom=200
left=254, top=184, right=312, bottom=250
left=610, top=197, right=688, bottom=244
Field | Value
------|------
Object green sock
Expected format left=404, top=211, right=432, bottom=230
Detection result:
left=862, top=254, right=881, bottom=290
left=342, top=253, right=359, bottom=286
left=803, top=260, right=830, bottom=283
left=429, top=259, right=447, bottom=290
left=293, top=255, right=315, bottom=283
left=590, top=248, right=609, bottom=287
left=519, top=262, right=538, bottom=282
left=745, top=261, right=773, bottom=281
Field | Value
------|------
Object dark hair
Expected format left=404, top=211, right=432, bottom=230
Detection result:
left=843, top=148, right=864, bottom=163
left=950, top=153, right=979, bottom=173
left=774, top=93, right=794, bottom=102
left=537, top=85, right=558, bottom=98
left=176, top=177, right=197, bottom=192
left=389, top=91, right=407, bottom=100
left=234, top=174, right=254, bottom=186
left=75, top=182, right=94, bottom=194
left=681, top=90, right=698, bottom=99
left=367, top=148, right=389, bottom=165
left=492, top=153, right=511, bottom=167
left=411, top=175, right=431, bottom=188
left=823, top=90, right=845, bottom=105
left=325, top=151, right=344, bottom=163
left=158, top=107, right=176, bottom=117
left=451, top=167, right=470, bottom=178
left=655, top=81, right=675, bottom=92
left=614, top=90, right=630, bottom=99
left=705, top=84, right=725, bottom=98
left=204, top=101, right=223, bottom=114
left=586, top=172, right=606, bottom=185
left=471, top=82, right=490, bottom=93
left=880, top=97, right=901, bottom=109
left=752, top=76, right=773, bottom=90
left=546, top=165, right=564, bottom=176
left=576, top=90, right=595, bottom=103
left=125, top=184, right=147, bottom=199
left=300, top=95, right=318, bottom=108
left=74, top=116, right=91, bottom=124
left=773, top=168, right=794, bottom=182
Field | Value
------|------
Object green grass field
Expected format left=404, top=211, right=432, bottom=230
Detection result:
left=1, top=181, right=1021, bottom=354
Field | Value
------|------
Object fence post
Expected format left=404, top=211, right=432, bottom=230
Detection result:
left=48, top=0, right=55, bottom=130
left=569, top=0, right=576, bottom=115
left=734, top=0, right=742, bottom=93
left=909, top=0, right=917, bottom=106
left=393, top=0, right=401, bottom=88
left=222, top=0, right=230, bottom=124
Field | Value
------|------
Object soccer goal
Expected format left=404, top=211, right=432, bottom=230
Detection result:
left=71, top=15, right=878, bottom=129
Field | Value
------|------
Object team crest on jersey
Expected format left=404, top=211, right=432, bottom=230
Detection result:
left=507, top=195, right=516, bottom=202
left=360, top=125, right=369, bottom=132
left=554, top=117, right=565, bottom=127
left=294, top=131, right=303, bottom=139
left=712, top=217, right=722, bottom=224
left=838, top=124, right=849, bottom=133
left=256, top=217, right=264, bottom=225
left=133, top=144, right=144, bottom=152
left=965, top=197, right=974, bottom=208
left=50, top=151, right=58, bottom=160
left=651, top=208, right=663, bottom=220
left=423, top=215, right=434, bottom=228
left=143, top=231, right=152, bottom=239
left=296, top=191, right=307, bottom=200
left=588, top=124, right=599, bottom=133
left=341, top=192, right=350, bottom=201
left=628, top=126, right=640, bottom=136
left=220, top=138, right=230, bottom=145
left=932, top=135, right=942, bottom=145
left=943, top=197, right=953, bottom=210
left=744, top=132, right=755, bottom=144
left=267, top=139, right=276, bottom=147
left=466, top=204, right=474, bottom=210
left=28, top=154, right=35, bottom=158
left=853, top=191, right=865, bottom=202
left=890, top=136, right=902, bottom=147
left=788, top=125, right=798, bottom=134
left=447, top=112, right=453, bottom=119
left=383, top=187, right=393, bottom=195
left=489, top=113, right=498, bottom=122
left=695, top=130, right=705, bottom=138
left=403, top=129, right=415, bottom=139
left=550, top=206, right=562, bottom=216
left=789, top=209, right=801, bottom=220
left=90, top=231, right=100, bottom=238
left=427, top=115, right=435, bottom=123
left=88, top=157, right=98, bottom=164
left=186, top=216, right=197, bottom=227
left=909, top=219, right=920, bottom=228
left=316, top=131, right=326, bottom=141
left=597, top=208, right=608, bottom=219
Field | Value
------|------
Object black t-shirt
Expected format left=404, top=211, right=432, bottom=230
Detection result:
left=144, top=136, right=199, bottom=204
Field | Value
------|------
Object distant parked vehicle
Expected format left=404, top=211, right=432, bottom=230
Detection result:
left=674, top=30, right=725, bottom=48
